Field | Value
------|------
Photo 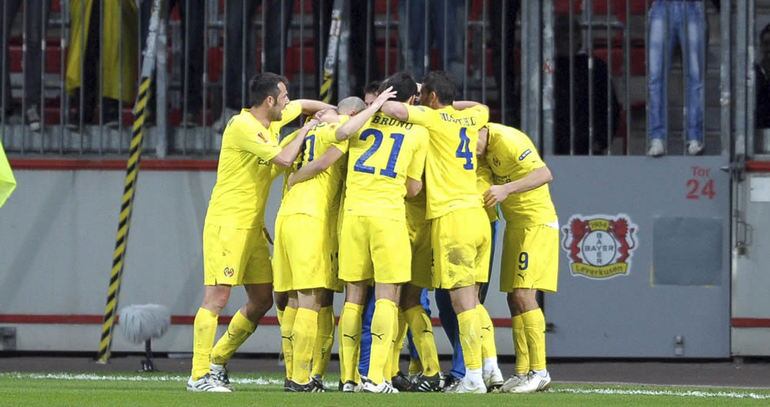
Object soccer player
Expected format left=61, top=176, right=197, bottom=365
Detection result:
left=380, top=71, right=494, bottom=393
left=400, top=185, right=442, bottom=392
left=363, top=81, right=381, bottom=106
left=335, top=72, right=429, bottom=394
left=188, top=73, right=332, bottom=392
left=273, top=98, right=367, bottom=392
left=477, top=122, right=558, bottom=393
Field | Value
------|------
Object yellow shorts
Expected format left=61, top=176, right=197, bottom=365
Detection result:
left=339, top=214, right=411, bottom=284
left=408, top=217, right=433, bottom=289
left=431, top=207, right=491, bottom=289
left=273, top=214, right=329, bottom=292
left=500, top=224, right=559, bottom=293
left=203, top=223, right=272, bottom=286
left=324, top=211, right=344, bottom=292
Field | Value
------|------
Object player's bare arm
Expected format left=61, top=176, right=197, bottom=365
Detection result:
left=379, top=100, right=409, bottom=122
left=483, top=166, right=553, bottom=207
left=271, top=119, right=320, bottom=167
left=287, top=146, right=345, bottom=187
left=335, top=86, right=397, bottom=141
left=405, top=177, right=423, bottom=198
left=452, top=100, right=488, bottom=111
left=296, top=99, right=335, bottom=115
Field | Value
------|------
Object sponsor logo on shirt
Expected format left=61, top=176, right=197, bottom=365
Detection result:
left=519, top=149, right=532, bottom=161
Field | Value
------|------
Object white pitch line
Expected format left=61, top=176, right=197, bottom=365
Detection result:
left=2, top=373, right=769, bottom=400
left=555, top=387, right=770, bottom=400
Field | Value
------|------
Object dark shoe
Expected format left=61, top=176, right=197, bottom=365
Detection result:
left=391, top=372, right=413, bottom=392
left=441, top=372, right=460, bottom=392
left=285, top=379, right=323, bottom=392
left=339, top=380, right=360, bottom=393
left=412, top=373, right=441, bottom=392
left=311, top=375, right=326, bottom=392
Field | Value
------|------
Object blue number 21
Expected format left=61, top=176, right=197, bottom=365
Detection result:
left=456, top=127, right=473, bottom=170
left=353, top=129, right=405, bottom=178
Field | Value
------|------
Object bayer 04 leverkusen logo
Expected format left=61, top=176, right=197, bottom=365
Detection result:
left=561, top=214, right=638, bottom=279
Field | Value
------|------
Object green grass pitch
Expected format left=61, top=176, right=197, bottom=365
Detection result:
left=1, top=372, right=769, bottom=406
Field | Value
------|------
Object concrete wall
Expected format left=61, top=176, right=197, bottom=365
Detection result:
left=0, top=157, right=733, bottom=357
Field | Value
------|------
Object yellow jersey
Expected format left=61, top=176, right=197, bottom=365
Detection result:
left=476, top=159, right=499, bottom=222
left=205, top=101, right=302, bottom=228
left=405, top=187, right=428, bottom=228
left=405, top=104, right=489, bottom=219
left=344, top=112, right=429, bottom=221
left=484, top=122, right=557, bottom=227
left=279, top=120, right=349, bottom=220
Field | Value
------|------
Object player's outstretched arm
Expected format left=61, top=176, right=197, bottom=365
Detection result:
left=335, top=86, right=397, bottom=141
left=288, top=146, right=345, bottom=187
left=271, top=119, right=319, bottom=168
left=405, top=177, right=423, bottom=198
left=296, top=99, right=335, bottom=115
left=453, top=100, right=488, bottom=111
left=379, top=101, right=409, bottom=122
left=483, top=165, right=553, bottom=207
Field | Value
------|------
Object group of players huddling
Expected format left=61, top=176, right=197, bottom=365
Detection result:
left=187, top=70, right=559, bottom=394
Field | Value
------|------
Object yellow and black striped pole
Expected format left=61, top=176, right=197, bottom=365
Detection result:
left=319, top=0, right=344, bottom=103
left=96, top=0, right=163, bottom=364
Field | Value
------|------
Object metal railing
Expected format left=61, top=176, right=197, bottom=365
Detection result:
left=0, top=0, right=756, bottom=158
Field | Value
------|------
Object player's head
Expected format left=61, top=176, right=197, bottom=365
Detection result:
left=420, top=71, right=456, bottom=108
left=338, top=96, right=366, bottom=116
left=248, top=72, right=290, bottom=121
left=363, top=81, right=381, bottom=106
left=477, top=126, right=490, bottom=156
left=314, top=108, right=341, bottom=123
left=378, top=72, right=418, bottom=104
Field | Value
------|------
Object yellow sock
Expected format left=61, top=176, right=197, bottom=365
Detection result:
left=388, top=311, right=407, bottom=378
left=338, top=302, right=363, bottom=383
left=521, top=308, right=547, bottom=372
left=403, top=305, right=440, bottom=376
left=191, top=307, right=218, bottom=380
left=476, top=304, right=497, bottom=359
left=512, top=314, right=529, bottom=375
left=277, top=308, right=284, bottom=325
left=457, top=308, right=482, bottom=370
left=290, top=308, right=318, bottom=384
left=280, top=306, right=297, bottom=379
left=311, top=306, right=335, bottom=378
left=210, top=310, right=256, bottom=365
left=368, top=299, right=397, bottom=384
left=408, top=357, right=423, bottom=376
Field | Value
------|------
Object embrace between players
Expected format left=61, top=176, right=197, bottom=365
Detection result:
left=187, top=70, right=559, bottom=395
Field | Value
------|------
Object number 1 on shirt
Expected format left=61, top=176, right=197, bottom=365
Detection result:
left=456, top=127, right=473, bottom=170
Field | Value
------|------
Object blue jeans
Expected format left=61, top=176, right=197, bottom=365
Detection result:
left=398, top=0, right=465, bottom=85
left=647, top=0, right=706, bottom=142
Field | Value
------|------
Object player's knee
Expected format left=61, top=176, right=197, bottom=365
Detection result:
left=251, top=295, right=274, bottom=314
left=512, top=290, right=537, bottom=313
left=202, top=286, right=231, bottom=313
left=274, top=292, right=288, bottom=311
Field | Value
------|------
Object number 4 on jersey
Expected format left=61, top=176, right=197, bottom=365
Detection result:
left=456, top=127, right=473, bottom=170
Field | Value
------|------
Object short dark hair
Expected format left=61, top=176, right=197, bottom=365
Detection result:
left=248, top=72, right=289, bottom=107
left=421, top=71, right=456, bottom=105
left=378, top=72, right=417, bottom=103
left=364, top=80, right=381, bottom=95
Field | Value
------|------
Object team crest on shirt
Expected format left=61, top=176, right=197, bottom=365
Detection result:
left=561, top=214, right=638, bottom=279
